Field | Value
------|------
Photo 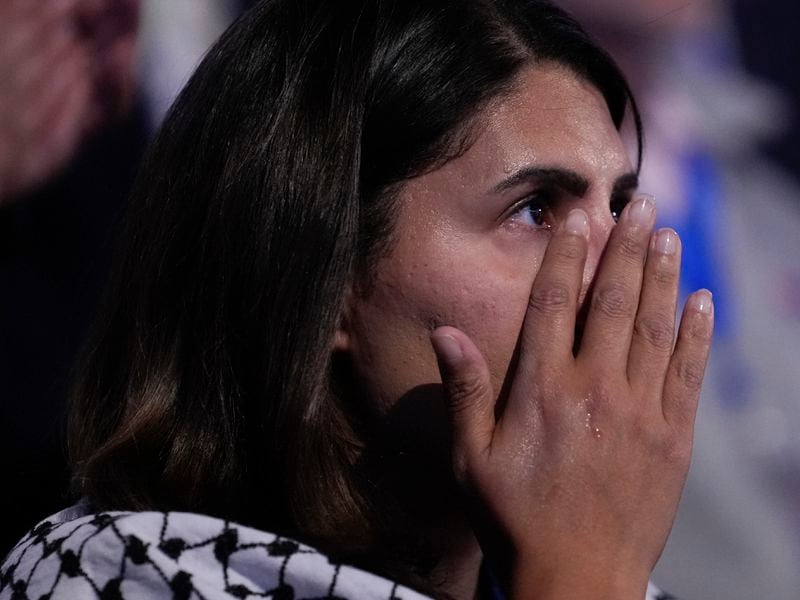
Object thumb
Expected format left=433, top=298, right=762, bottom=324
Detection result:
left=431, top=326, right=496, bottom=476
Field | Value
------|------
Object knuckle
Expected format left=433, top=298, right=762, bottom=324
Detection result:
left=651, top=262, right=678, bottom=286
left=584, top=383, right=617, bottom=420
left=670, top=357, right=705, bottom=393
left=686, top=318, right=714, bottom=343
left=613, top=396, right=637, bottom=424
left=657, top=430, right=692, bottom=466
left=446, top=370, right=489, bottom=409
left=634, top=314, right=675, bottom=351
left=592, top=281, right=634, bottom=320
left=529, top=381, right=568, bottom=425
left=529, top=282, right=572, bottom=315
left=632, top=420, right=692, bottom=467
left=615, top=229, right=647, bottom=263
left=583, top=383, right=637, bottom=432
left=589, top=379, right=616, bottom=400
left=553, top=236, right=585, bottom=261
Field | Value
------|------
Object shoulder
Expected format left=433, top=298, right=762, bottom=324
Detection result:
left=1, top=507, right=430, bottom=600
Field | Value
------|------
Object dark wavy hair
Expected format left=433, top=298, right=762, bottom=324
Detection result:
left=69, top=0, right=641, bottom=590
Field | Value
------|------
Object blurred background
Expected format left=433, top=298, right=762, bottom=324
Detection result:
left=0, top=1, right=798, bottom=598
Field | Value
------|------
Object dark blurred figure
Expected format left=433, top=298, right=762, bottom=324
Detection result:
left=0, top=0, right=140, bottom=203
left=733, top=1, right=800, bottom=178
left=0, top=0, right=145, bottom=554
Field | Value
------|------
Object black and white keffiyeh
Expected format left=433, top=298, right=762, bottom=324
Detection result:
left=1, top=504, right=676, bottom=600
left=0, top=504, right=428, bottom=600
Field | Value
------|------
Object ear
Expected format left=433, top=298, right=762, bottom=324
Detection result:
left=333, top=290, right=355, bottom=353
left=333, top=325, right=351, bottom=352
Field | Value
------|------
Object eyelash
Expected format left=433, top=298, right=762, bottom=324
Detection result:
left=510, top=191, right=633, bottom=229
left=510, top=191, right=554, bottom=229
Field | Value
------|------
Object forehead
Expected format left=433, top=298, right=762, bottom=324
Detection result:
left=450, top=64, right=632, bottom=187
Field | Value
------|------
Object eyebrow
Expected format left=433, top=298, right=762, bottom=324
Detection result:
left=490, top=167, right=639, bottom=198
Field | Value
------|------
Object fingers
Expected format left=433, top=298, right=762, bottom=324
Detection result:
left=3, top=45, right=92, bottom=200
left=431, top=326, right=496, bottom=479
left=0, top=0, right=80, bottom=58
left=25, top=42, right=92, bottom=134
left=578, top=196, right=656, bottom=368
left=22, top=66, right=93, bottom=190
left=627, top=228, right=681, bottom=389
left=0, top=0, right=96, bottom=202
left=662, top=290, right=714, bottom=427
left=13, top=21, right=79, bottom=93
left=518, top=208, right=590, bottom=372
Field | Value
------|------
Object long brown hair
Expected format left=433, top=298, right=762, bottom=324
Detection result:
left=69, top=0, right=641, bottom=588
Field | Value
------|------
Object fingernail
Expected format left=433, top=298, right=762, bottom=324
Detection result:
left=653, top=228, right=678, bottom=255
left=692, top=289, right=714, bottom=315
left=565, top=208, right=589, bottom=237
left=625, top=194, right=656, bottom=227
left=431, top=333, right=463, bottom=365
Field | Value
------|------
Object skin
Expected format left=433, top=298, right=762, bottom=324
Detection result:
left=339, top=64, right=713, bottom=599
left=345, top=66, right=632, bottom=433
left=0, top=0, right=139, bottom=203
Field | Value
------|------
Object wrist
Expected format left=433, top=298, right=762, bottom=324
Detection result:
left=506, top=551, right=650, bottom=600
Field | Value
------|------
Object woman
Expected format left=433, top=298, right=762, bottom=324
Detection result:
left=0, top=0, right=713, bottom=598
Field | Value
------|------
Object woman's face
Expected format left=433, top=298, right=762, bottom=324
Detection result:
left=342, top=65, right=637, bottom=449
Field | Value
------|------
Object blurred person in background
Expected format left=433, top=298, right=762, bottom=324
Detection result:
left=0, top=0, right=243, bottom=554
left=0, top=0, right=144, bottom=554
left=0, top=0, right=139, bottom=204
left=556, top=0, right=800, bottom=598
left=734, top=1, right=800, bottom=178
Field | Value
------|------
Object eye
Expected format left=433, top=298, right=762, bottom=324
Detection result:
left=508, top=190, right=554, bottom=230
left=609, top=193, right=632, bottom=223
